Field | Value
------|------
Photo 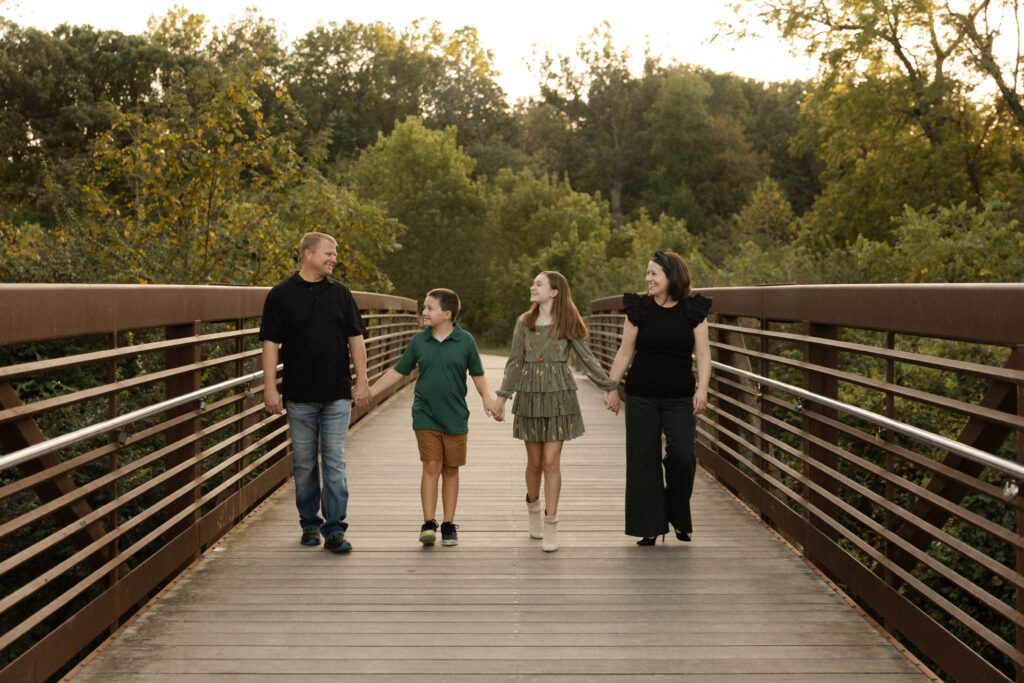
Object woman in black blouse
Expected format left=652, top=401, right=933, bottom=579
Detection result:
left=607, top=250, right=712, bottom=545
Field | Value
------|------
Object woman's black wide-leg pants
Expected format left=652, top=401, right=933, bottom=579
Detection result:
left=624, top=394, right=697, bottom=538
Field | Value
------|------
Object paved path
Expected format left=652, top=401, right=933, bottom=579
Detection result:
left=73, top=355, right=933, bottom=681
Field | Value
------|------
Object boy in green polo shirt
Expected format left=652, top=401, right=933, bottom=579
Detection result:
left=369, top=288, right=501, bottom=546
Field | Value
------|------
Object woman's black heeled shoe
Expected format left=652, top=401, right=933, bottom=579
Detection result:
left=674, top=529, right=691, bottom=542
left=636, top=534, right=664, bottom=546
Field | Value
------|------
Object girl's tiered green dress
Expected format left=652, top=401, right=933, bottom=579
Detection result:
left=498, top=316, right=618, bottom=441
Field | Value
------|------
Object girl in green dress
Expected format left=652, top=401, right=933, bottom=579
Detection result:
left=495, top=271, right=620, bottom=551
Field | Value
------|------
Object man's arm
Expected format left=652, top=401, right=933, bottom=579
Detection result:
left=349, top=335, right=371, bottom=407
left=261, top=340, right=283, bottom=414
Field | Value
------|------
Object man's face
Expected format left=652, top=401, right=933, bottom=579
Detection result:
left=305, top=240, right=337, bottom=278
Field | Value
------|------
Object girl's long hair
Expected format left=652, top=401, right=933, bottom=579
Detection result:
left=524, top=271, right=588, bottom=340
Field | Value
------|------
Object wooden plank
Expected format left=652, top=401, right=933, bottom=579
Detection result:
left=71, top=355, right=934, bottom=681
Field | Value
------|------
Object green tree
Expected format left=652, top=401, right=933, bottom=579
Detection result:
left=54, top=68, right=397, bottom=287
left=347, top=117, right=489, bottom=326
left=533, top=23, right=655, bottom=225
left=725, top=0, right=1024, bottom=244
left=284, top=20, right=512, bottom=176
left=0, top=20, right=187, bottom=224
left=701, top=74, right=822, bottom=215
left=482, top=168, right=614, bottom=339
left=862, top=201, right=1024, bottom=283
left=731, top=177, right=797, bottom=245
left=640, top=68, right=716, bottom=229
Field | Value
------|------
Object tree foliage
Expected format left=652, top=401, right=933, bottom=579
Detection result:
left=346, top=117, right=488, bottom=324
left=724, top=0, right=1024, bottom=245
left=1, top=8, right=1021, bottom=320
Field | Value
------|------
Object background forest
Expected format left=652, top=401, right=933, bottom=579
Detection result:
left=1, top=2, right=1023, bottom=344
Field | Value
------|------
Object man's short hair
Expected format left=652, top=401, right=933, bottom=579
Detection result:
left=427, top=288, right=461, bottom=322
left=299, top=232, right=336, bottom=257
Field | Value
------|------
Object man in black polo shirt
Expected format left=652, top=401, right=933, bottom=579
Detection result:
left=259, top=232, right=371, bottom=553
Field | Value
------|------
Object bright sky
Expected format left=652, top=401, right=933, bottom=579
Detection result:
left=2, top=1, right=818, bottom=100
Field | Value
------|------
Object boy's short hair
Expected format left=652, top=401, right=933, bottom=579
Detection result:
left=427, top=288, right=461, bottom=322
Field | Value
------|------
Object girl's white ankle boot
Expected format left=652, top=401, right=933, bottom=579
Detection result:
left=527, top=496, right=543, bottom=539
left=542, top=513, right=559, bottom=552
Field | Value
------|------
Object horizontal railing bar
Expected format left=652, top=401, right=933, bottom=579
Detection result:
left=0, top=329, right=259, bottom=383
left=0, top=380, right=272, bottom=502
left=711, top=384, right=1024, bottom=534
left=711, top=322, right=1024, bottom=385
left=708, top=395, right=1024, bottom=588
left=0, top=442, right=285, bottom=651
left=712, top=340, right=1024, bottom=431
left=713, top=373, right=1018, bottom=511
left=589, top=317, right=1024, bottom=484
left=0, top=402, right=279, bottom=546
left=712, top=361, right=1024, bottom=487
left=0, top=365, right=281, bottom=473
left=1, top=327, right=414, bottom=472
left=707, top=434, right=1024, bottom=663
left=0, top=416, right=285, bottom=585
left=0, top=348, right=265, bottom=427
left=0, top=422, right=288, bottom=620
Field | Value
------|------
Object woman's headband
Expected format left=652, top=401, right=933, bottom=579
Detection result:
left=653, top=250, right=671, bottom=271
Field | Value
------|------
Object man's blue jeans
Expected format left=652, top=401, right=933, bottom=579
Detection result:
left=285, top=399, right=351, bottom=536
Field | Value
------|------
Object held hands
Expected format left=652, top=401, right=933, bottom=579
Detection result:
left=352, top=381, right=372, bottom=408
left=603, top=390, right=620, bottom=415
left=487, top=396, right=506, bottom=422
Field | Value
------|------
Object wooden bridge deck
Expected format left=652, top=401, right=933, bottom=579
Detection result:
left=72, top=355, right=933, bottom=682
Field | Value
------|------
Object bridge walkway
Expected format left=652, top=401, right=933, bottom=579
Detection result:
left=72, top=355, right=933, bottom=681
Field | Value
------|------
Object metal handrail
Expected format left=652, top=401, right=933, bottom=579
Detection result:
left=713, top=360, right=1024, bottom=497
left=0, top=366, right=278, bottom=473
left=0, top=324, right=421, bottom=473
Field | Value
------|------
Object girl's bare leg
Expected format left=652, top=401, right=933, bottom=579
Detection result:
left=541, top=440, right=564, bottom=515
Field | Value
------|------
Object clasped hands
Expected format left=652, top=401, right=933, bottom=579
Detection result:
left=486, top=396, right=506, bottom=422
left=352, top=383, right=372, bottom=408
left=603, top=390, right=620, bottom=415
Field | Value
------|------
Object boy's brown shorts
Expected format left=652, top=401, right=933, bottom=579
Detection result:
left=415, top=429, right=467, bottom=467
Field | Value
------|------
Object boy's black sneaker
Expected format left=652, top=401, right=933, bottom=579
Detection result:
left=324, top=532, right=352, bottom=553
left=440, top=521, right=459, bottom=547
left=300, top=527, right=321, bottom=546
left=419, top=520, right=438, bottom=545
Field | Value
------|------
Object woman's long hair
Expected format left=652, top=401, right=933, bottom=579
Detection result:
left=524, top=271, right=587, bottom=340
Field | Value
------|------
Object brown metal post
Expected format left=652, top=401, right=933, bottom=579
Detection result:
left=803, top=323, right=839, bottom=568
left=884, top=331, right=896, bottom=591
left=106, top=332, right=122, bottom=603
left=163, top=321, right=202, bottom=559
left=1015, top=345, right=1023, bottom=683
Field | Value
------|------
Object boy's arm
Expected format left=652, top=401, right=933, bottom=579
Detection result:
left=471, top=374, right=503, bottom=421
left=370, top=367, right=406, bottom=402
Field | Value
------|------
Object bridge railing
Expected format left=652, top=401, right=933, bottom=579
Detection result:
left=588, top=284, right=1024, bottom=683
left=0, top=284, right=419, bottom=683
